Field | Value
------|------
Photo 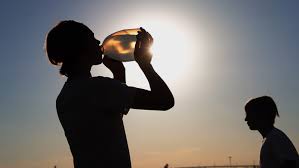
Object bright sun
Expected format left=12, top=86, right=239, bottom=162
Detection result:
left=149, top=22, right=196, bottom=84
left=125, top=17, right=201, bottom=92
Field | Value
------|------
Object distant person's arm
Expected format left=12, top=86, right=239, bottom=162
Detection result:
left=103, top=56, right=126, bottom=83
left=131, top=28, right=174, bottom=110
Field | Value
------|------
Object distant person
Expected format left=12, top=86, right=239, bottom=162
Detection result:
left=244, top=96, right=299, bottom=168
left=45, top=20, right=174, bottom=168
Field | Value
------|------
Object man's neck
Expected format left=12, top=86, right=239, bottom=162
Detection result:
left=258, top=125, right=274, bottom=138
left=68, top=70, right=92, bottom=80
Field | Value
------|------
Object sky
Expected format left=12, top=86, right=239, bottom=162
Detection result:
left=0, top=0, right=298, bottom=167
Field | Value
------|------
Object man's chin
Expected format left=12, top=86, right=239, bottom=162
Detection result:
left=248, top=125, right=257, bottom=130
left=94, top=59, right=103, bottom=65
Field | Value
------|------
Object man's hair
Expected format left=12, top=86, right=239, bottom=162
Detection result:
left=245, top=96, right=279, bottom=125
left=45, top=20, right=91, bottom=77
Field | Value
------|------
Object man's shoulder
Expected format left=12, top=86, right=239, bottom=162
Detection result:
left=266, top=127, right=297, bottom=152
left=267, top=128, right=289, bottom=140
left=92, top=76, right=110, bottom=81
left=267, top=128, right=299, bottom=163
left=91, top=76, right=122, bottom=86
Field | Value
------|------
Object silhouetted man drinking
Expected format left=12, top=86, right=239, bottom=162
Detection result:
left=45, top=20, right=174, bottom=168
left=244, top=96, right=298, bottom=168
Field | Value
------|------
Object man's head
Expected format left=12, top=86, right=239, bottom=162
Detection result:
left=244, top=96, right=279, bottom=130
left=45, top=20, right=103, bottom=77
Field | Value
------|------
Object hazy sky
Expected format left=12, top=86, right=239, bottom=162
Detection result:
left=0, top=0, right=298, bottom=168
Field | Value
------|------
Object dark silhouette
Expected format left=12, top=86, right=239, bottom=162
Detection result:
left=244, top=96, right=299, bottom=168
left=45, top=20, right=174, bottom=168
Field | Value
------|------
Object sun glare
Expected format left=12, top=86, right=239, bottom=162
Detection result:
left=134, top=18, right=201, bottom=91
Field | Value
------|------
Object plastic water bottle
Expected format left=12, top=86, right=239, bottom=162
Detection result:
left=101, top=28, right=140, bottom=62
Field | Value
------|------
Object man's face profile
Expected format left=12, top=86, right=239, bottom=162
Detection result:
left=245, top=110, right=262, bottom=130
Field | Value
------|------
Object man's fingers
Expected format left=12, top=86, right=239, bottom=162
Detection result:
left=136, top=27, right=153, bottom=49
left=148, top=32, right=153, bottom=44
left=140, top=27, right=146, bottom=33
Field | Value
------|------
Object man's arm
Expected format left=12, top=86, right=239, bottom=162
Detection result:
left=103, top=56, right=126, bottom=83
left=131, top=64, right=174, bottom=111
left=131, top=28, right=174, bottom=111
left=112, top=69, right=125, bottom=83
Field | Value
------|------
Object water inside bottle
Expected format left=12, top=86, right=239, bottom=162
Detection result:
left=102, top=28, right=140, bottom=62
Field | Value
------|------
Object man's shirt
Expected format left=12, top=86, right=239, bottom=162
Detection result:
left=56, top=76, right=135, bottom=168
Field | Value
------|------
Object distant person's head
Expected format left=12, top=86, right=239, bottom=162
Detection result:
left=45, top=20, right=103, bottom=77
left=244, top=96, right=279, bottom=130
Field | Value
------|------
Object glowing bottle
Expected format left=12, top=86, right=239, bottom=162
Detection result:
left=101, top=28, right=140, bottom=62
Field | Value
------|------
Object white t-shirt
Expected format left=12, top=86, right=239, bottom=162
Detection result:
left=260, top=127, right=299, bottom=168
